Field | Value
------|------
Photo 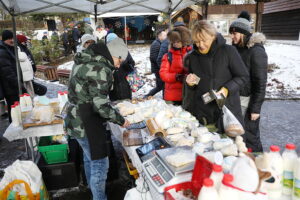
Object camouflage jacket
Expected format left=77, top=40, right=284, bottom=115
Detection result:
left=64, top=48, right=125, bottom=138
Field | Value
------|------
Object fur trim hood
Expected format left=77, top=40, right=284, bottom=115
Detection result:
left=247, top=32, right=266, bottom=48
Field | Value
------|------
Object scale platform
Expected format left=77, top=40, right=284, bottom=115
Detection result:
left=142, top=146, right=195, bottom=193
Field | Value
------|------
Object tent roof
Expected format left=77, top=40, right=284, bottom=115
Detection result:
left=0, top=0, right=202, bottom=16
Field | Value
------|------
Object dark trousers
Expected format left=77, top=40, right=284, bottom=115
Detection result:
left=243, top=111, right=263, bottom=152
left=5, top=95, right=19, bottom=123
left=146, top=72, right=164, bottom=97
left=63, top=43, right=70, bottom=56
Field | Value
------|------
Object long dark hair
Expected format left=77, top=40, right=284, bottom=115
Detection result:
left=88, top=42, right=114, bottom=65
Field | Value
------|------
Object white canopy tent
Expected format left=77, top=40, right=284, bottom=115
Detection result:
left=0, top=0, right=203, bottom=94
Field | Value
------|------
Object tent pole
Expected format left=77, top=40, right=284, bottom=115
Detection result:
left=94, top=4, right=98, bottom=24
left=11, top=11, right=22, bottom=95
left=124, top=16, right=127, bottom=45
left=168, top=12, right=172, bottom=29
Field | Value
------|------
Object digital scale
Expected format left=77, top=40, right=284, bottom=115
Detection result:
left=142, top=146, right=195, bottom=193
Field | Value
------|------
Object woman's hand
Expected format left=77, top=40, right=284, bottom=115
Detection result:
left=251, top=113, right=260, bottom=121
left=217, top=87, right=228, bottom=98
left=122, top=119, right=130, bottom=128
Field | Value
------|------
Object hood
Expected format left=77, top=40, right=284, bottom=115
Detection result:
left=74, top=48, right=114, bottom=71
left=247, top=32, right=266, bottom=48
left=192, top=33, right=226, bottom=56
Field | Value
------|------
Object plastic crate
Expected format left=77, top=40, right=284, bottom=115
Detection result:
left=123, top=151, right=139, bottom=179
left=38, top=136, right=69, bottom=164
left=164, top=156, right=213, bottom=200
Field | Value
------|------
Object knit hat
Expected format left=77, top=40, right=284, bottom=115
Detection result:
left=174, top=21, right=186, bottom=27
left=229, top=11, right=251, bottom=36
left=2, top=30, right=13, bottom=41
left=17, top=34, right=28, bottom=43
left=81, top=34, right=96, bottom=46
left=106, top=37, right=128, bottom=60
left=106, top=33, right=118, bottom=44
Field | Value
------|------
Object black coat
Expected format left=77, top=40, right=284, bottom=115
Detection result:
left=0, top=41, right=20, bottom=97
left=0, top=81, right=3, bottom=100
left=182, top=34, right=249, bottom=127
left=234, top=33, right=268, bottom=114
left=156, top=39, right=169, bottom=69
left=150, top=39, right=161, bottom=73
left=18, top=43, right=37, bottom=73
left=109, top=53, right=135, bottom=101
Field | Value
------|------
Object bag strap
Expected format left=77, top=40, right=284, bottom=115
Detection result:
left=167, top=52, right=172, bottom=65
left=1, top=179, right=35, bottom=200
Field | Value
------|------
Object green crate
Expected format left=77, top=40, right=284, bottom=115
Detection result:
left=38, top=136, right=69, bottom=164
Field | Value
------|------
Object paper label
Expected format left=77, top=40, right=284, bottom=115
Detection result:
left=283, top=171, right=294, bottom=188
left=294, top=178, right=300, bottom=198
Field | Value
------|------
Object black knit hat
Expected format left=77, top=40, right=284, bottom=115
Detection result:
left=229, top=11, right=251, bottom=36
left=2, top=30, right=13, bottom=41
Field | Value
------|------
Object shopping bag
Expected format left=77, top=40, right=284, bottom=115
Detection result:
left=222, top=106, right=245, bottom=137
left=126, top=70, right=145, bottom=92
left=0, top=160, right=49, bottom=200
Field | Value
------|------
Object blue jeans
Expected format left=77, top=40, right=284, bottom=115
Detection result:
left=76, top=137, right=109, bottom=200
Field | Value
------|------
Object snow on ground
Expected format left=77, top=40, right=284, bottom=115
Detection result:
left=57, top=61, right=74, bottom=70
left=265, top=42, right=300, bottom=98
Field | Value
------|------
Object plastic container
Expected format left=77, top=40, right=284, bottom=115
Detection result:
left=24, top=93, right=33, bottom=110
left=268, top=145, right=283, bottom=199
left=210, top=164, right=224, bottom=191
left=19, top=94, right=27, bottom=111
left=282, top=144, right=298, bottom=195
left=11, top=105, right=19, bottom=127
left=38, top=136, right=69, bottom=164
left=14, top=101, right=21, bottom=123
left=293, top=158, right=300, bottom=200
left=198, top=178, right=220, bottom=200
left=123, top=151, right=139, bottom=179
left=164, top=156, right=213, bottom=200
left=219, top=174, right=239, bottom=200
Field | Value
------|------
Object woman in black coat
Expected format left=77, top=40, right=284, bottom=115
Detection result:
left=230, top=11, right=268, bottom=152
left=109, top=52, right=135, bottom=101
left=183, top=21, right=249, bottom=132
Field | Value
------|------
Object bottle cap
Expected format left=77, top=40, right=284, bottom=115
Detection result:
left=19, top=94, right=24, bottom=97
left=203, top=178, right=214, bottom=187
left=247, top=148, right=253, bottom=153
left=286, top=143, right=296, bottom=150
left=212, top=164, right=222, bottom=172
left=11, top=105, right=16, bottom=108
left=14, top=101, right=19, bottom=106
left=222, top=174, right=234, bottom=183
left=270, top=145, right=280, bottom=152
left=24, top=93, right=30, bottom=96
left=64, top=91, right=68, bottom=94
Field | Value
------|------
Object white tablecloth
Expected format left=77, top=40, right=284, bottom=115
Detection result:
left=3, top=123, right=64, bottom=142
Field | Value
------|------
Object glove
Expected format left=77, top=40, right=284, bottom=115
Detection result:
left=175, top=74, right=184, bottom=82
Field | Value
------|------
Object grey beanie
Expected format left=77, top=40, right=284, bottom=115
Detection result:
left=107, top=37, right=128, bottom=60
left=229, top=17, right=251, bottom=36
left=81, top=34, right=96, bottom=46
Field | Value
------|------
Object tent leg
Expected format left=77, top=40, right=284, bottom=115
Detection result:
left=124, top=16, right=127, bottom=45
left=94, top=4, right=98, bottom=24
left=11, top=12, right=23, bottom=95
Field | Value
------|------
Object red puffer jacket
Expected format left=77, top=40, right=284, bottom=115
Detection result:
left=159, top=46, right=192, bottom=101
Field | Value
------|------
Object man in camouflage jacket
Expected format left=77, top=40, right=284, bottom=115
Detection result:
left=64, top=36, right=129, bottom=200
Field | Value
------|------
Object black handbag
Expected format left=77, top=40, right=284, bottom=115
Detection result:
left=32, top=81, right=47, bottom=96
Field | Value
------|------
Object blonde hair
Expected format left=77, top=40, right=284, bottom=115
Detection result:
left=191, top=20, right=217, bottom=41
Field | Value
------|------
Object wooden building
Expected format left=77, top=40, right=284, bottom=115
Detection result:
left=262, top=0, right=300, bottom=40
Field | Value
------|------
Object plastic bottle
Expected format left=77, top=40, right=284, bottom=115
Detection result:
left=293, top=158, right=300, bottom=200
left=198, top=178, right=220, bottom=200
left=24, top=93, right=33, bottom=110
left=11, top=105, right=19, bottom=127
left=58, top=91, right=66, bottom=112
left=14, top=101, right=21, bottom=124
left=219, top=174, right=239, bottom=200
left=210, top=164, right=224, bottom=191
left=63, top=91, right=68, bottom=102
left=20, top=95, right=27, bottom=112
left=268, top=145, right=284, bottom=199
left=282, top=144, right=298, bottom=195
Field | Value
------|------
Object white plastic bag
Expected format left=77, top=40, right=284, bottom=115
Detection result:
left=222, top=106, right=244, bottom=137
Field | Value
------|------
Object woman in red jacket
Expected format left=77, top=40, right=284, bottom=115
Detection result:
left=159, top=26, right=192, bottom=105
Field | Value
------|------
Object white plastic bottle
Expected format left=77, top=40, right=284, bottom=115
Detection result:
left=63, top=91, right=68, bottom=102
left=58, top=91, right=66, bottom=112
left=19, top=94, right=27, bottom=112
left=11, top=105, right=19, bottom=127
left=24, top=93, right=33, bottom=110
left=268, top=145, right=284, bottom=199
left=293, top=158, right=300, bottom=200
left=198, top=178, right=220, bottom=200
left=282, top=144, right=298, bottom=195
left=14, top=101, right=22, bottom=124
left=219, top=174, right=239, bottom=200
left=210, top=164, right=224, bottom=191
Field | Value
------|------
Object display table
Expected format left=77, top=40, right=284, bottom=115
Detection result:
left=3, top=123, right=64, bottom=162
left=107, top=123, right=192, bottom=200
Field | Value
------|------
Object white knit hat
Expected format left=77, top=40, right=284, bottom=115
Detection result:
left=81, top=34, right=96, bottom=47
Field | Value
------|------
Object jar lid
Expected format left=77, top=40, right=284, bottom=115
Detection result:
left=203, top=178, right=214, bottom=187
left=270, top=145, right=280, bottom=152
left=223, top=174, right=234, bottom=183
left=212, top=164, right=222, bottom=172
left=286, top=143, right=296, bottom=150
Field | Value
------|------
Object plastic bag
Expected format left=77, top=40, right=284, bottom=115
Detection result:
left=222, top=106, right=244, bottom=137
left=126, top=70, right=145, bottom=92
